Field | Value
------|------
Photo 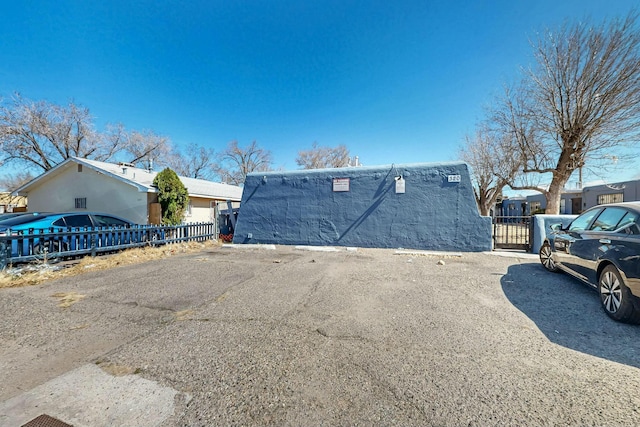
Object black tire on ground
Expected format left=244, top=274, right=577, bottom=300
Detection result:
left=539, top=242, right=559, bottom=272
left=598, top=264, right=640, bottom=324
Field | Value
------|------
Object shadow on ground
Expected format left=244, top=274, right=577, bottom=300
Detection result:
left=501, top=263, right=640, bottom=369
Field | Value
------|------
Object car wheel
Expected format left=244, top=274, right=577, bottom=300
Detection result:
left=141, top=231, right=159, bottom=245
left=539, top=242, right=558, bottom=272
left=33, top=241, right=62, bottom=255
left=598, top=265, right=640, bottom=324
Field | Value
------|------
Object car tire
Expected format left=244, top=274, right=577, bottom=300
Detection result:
left=141, top=231, right=159, bottom=246
left=539, top=242, right=559, bottom=272
left=598, top=264, right=640, bottom=324
left=33, top=241, right=63, bottom=255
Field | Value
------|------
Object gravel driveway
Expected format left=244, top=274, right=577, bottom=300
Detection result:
left=1, top=245, right=639, bottom=426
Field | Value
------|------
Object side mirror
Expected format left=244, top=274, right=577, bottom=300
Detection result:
left=550, top=223, right=563, bottom=232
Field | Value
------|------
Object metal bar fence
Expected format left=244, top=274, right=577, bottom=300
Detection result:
left=0, top=222, right=218, bottom=270
left=492, top=216, right=532, bottom=251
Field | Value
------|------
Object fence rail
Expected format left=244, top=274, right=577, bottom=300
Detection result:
left=0, top=222, right=218, bottom=269
left=492, top=216, right=532, bottom=251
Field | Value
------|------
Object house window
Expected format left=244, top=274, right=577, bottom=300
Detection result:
left=77, top=164, right=83, bottom=173
left=75, top=197, right=87, bottom=209
left=597, top=193, right=624, bottom=205
left=186, top=200, right=192, bottom=216
left=560, top=199, right=566, bottom=214
left=530, top=201, right=541, bottom=213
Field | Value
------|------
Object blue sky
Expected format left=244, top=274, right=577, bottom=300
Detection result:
left=1, top=0, right=638, bottom=187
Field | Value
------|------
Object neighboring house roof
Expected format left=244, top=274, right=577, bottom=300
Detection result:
left=13, top=157, right=243, bottom=201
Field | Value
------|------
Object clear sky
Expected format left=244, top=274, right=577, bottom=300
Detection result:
left=1, top=0, right=638, bottom=187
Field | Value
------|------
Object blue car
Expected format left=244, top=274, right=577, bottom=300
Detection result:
left=0, top=212, right=29, bottom=221
left=539, top=201, right=640, bottom=323
left=0, top=212, right=141, bottom=256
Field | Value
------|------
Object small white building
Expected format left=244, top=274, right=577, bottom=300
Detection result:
left=13, top=157, right=243, bottom=225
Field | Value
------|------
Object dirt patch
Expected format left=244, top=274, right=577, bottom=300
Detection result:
left=174, top=309, right=195, bottom=321
left=96, top=360, right=141, bottom=376
left=51, top=292, right=86, bottom=308
left=0, top=240, right=222, bottom=289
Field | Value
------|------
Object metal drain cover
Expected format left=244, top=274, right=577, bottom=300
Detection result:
left=21, top=414, right=73, bottom=427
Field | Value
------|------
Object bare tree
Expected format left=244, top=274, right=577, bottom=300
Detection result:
left=0, top=171, right=34, bottom=192
left=119, top=128, right=172, bottom=168
left=216, top=140, right=273, bottom=185
left=296, top=142, right=350, bottom=169
left=460, top=126, right=523, bottom=216
left=0, top=94, right=107, bottom=172
left=494, top=12, right=640, bottom=213
left=99, top=124, right=175, bottom=170
left=165, top=143, right=217, bottom=179
left=0, top=95, right=176, bottom=175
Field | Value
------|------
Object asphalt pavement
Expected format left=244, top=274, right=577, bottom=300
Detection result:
left=1, top=245, right=639, bottom=426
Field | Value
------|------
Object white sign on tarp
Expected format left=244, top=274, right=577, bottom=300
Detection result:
left=333, top=178, right=350, bottom=192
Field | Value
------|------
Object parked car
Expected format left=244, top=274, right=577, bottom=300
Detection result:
left=539, top=202, right=640, bottom=323
left=0, top=212, right=29, bottom=221
left=0, top=212, right=144, bottom=256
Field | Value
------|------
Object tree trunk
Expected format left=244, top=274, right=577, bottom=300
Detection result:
left=545, top=174, right=569, bottom=214
left=478, top=193, right=490, bottom=216
left=477, top=188, right=498, bottom=217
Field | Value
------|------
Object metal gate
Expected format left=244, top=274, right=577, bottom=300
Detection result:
left=492, top=216, right=532, bottom=251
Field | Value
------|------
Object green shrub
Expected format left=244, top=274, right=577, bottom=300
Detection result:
left=153, top=168, right=188, bottom=225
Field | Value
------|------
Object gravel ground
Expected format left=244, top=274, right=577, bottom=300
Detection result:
left=1, top=245, right=639, bottom=426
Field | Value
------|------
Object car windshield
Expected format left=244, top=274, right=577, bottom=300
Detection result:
left=0, top=213, right=24, bottom=220
left=0, top=213, right=55, bottom=227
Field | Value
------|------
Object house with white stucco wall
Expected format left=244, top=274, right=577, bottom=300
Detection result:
left=12, top=157, right=243, bottom=225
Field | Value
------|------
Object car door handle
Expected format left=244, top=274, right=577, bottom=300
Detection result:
left=599, top=239, right=611, bottom=244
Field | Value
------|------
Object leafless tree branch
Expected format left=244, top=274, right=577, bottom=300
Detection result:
left=296, top=142, right=350, bottom=169
left=491, top=11, right=640, bottom=213
left=216, top=140, right=273, bottom=185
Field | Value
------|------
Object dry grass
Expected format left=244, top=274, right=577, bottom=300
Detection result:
left=96, top=359, right=141, bottom=376
left=174, top=309, right=195, bottom=321
left=0, top=240, right=221, bottom=289
left=51, top=291, right=86, bottom=308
